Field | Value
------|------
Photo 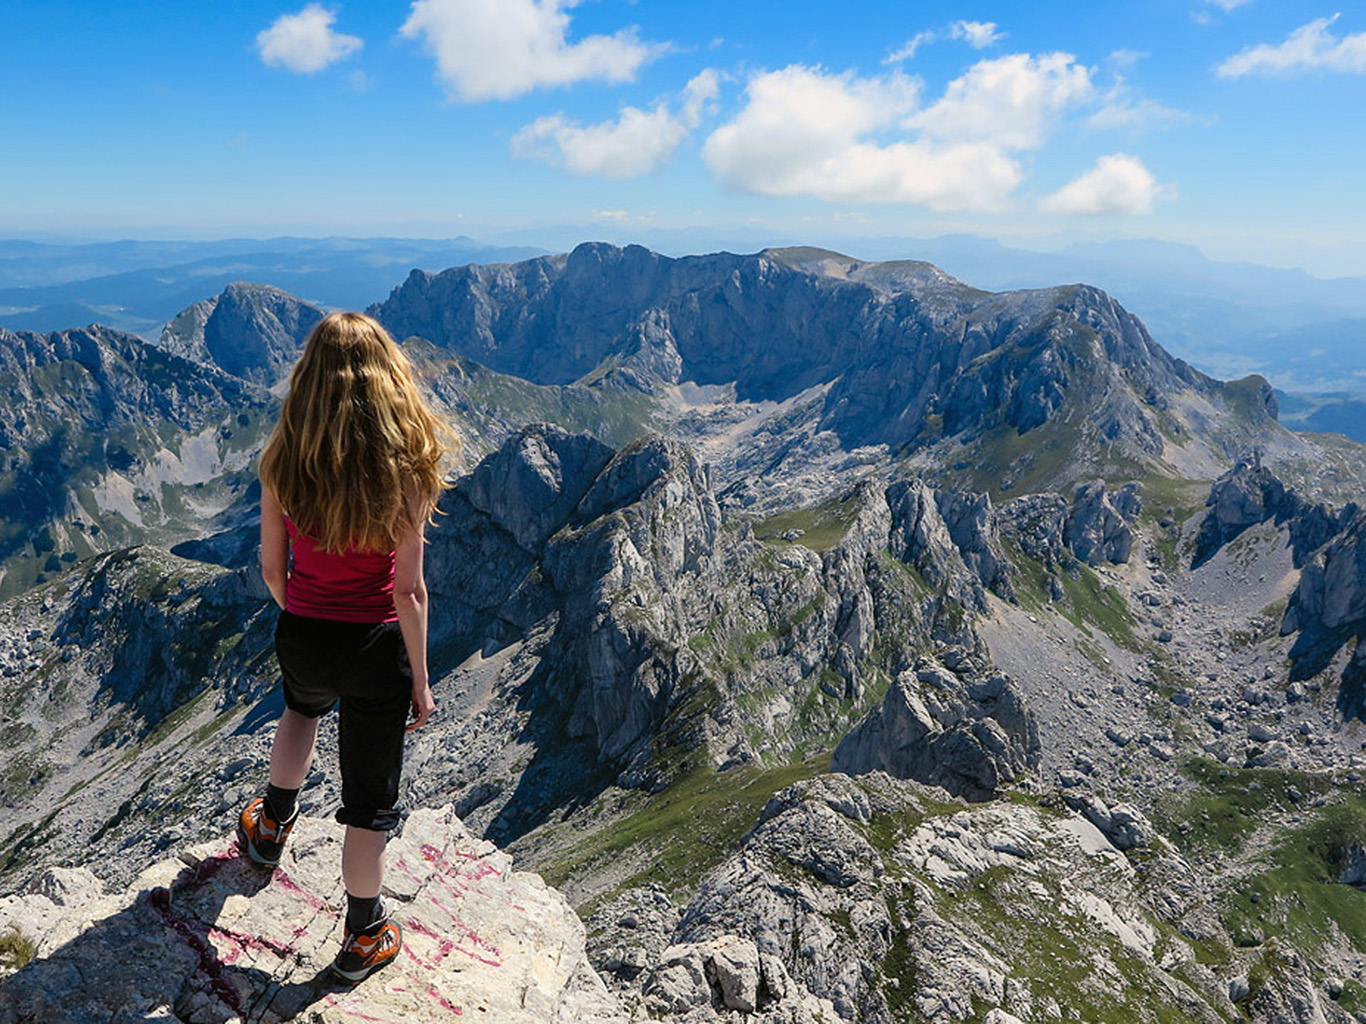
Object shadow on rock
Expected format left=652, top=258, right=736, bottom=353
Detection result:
left=0, top=846, right=340, bottom=1024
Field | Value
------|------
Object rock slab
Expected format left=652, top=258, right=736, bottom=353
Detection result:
left=0, top=808, right=626, bottom=1024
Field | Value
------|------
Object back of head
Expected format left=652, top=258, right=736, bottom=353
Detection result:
left=259, top=312, right=455, bottom=553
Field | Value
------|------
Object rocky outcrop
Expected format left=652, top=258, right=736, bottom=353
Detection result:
left=886, top=480, right=1018, bottom=610
left=548, top=436, right=722, bottom=763
left=458, top=423, right=614, bottom=554
left=831, top=657, right=1040, bottom=799
left=935, top=491, right=1015, bottom=600
left=1193, top=455, right=1349, bottom=569
left=1283, top=507, right=1366, bottom=637
left=1282, top=506, right=1366, bottom=718
left=615, top=772, right=1237, bottom=1024
left=161, top=282, right=324, bottom=385
left=1061, top=792, right=1158, bottom=851
left=0, top=807, right=626, bottom=1023
left=1065, top=480, right=1140, bottom=566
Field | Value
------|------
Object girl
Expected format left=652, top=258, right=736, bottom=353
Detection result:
left=238, top=311, right=454, bottom=985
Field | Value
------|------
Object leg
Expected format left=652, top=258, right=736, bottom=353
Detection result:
left=269, top=708, right=318, bottom=789
left=341, top=826, right=388, bottom=899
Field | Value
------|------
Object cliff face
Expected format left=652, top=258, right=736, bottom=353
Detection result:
left=0, top=325, right=272, bottom=596
left=371, top=243, right=1291, bottom=506
left=160, top=282, right=324, bottom=386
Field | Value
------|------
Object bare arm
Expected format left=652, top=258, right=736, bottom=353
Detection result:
left=260, top=485, right=289, bottom=610
left=393, top=502, right=434, bottom=732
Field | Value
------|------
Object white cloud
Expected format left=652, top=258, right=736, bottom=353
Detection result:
left=1217, top=14, right=1366, bottom=77
left=702, top=65, right=1030, bottom=211
left=908, top=52, right=1094, bottom=149
left=512, top=70, right=719, bottom=178
left=1040, top=154, right=1173, bottom=215
left=1207, top=0, right=1253, bottom=11
left=1087, top=76, right=1192, bottom=131
left=256, top=4, right=362, bottom=74
left=592, top=209, right=630, bottom=221
left=950, top=20, right=1004, bottom=49
left=400, top=0, right=664, bottom=102
left=1108, top=49, right=1148, bottom=69
left=885, top=30, right=937, bottom=64
left=886, top=21, right=1005, bottom=63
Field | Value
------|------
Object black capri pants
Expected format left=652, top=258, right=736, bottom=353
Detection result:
left=274, top=609, right=411, bottom=832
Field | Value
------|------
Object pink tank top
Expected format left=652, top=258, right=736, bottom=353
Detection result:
left=284, top=517, right=398, bottom=624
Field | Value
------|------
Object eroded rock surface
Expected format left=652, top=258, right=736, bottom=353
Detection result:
left=0, top=808, right=625, bottom=1024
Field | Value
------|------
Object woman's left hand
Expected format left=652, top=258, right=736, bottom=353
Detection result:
left=407, top=682, right=435, bottom=732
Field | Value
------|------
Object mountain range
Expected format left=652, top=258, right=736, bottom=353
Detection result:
left=0, top=244, right=1365, bottom=1022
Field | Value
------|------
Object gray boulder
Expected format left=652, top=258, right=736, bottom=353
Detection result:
left=1065, top=480, right=1137, bottom=566
left=831, top=660, right=1040, bottom=799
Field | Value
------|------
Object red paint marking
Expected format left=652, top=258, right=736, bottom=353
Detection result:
left=323, top=993, right=410, bottom=1024
left=405, top=918, right=501, bottom=968
left=422, top=982, right=464, bottom=1016
left=402, top=937, right=453, bottom=971
left=393, top=851, right=502, bottom=959
left=511, top=905, right=525, bottom=913
left=208, top=923, right=297, bottom=960
left=419, top=843, right=499, bottom=881
left=271, top=870, right=338, bottom=916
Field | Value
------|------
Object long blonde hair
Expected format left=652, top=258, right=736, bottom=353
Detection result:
left=259, top=312, right=457, bottom=553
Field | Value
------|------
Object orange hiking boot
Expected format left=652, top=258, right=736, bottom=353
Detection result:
left=238, top=797, right=298, bottom=867
left=331, top=917, right=402, bottom=984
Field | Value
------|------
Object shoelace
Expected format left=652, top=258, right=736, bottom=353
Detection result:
left=346, top=927, right=395, bottom=958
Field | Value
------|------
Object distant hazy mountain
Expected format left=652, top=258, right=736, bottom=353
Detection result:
left=509, top=229, right=1366, bottom=393
left=817, top=235, right=1366, bottom=394
left=372, top=242, right=1291, bottom=502
left=0, top=236, right=544, bottom=338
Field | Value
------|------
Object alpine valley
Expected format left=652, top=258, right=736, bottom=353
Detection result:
left=1, top=243, right=1366, bottom=1023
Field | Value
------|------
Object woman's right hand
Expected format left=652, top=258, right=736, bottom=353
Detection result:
left=407, top=681, right=435, bottom=732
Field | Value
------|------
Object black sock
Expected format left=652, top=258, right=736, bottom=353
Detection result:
left=346, top=893, right=385, bottom=934
left=264, top=783, right=298, bottom=823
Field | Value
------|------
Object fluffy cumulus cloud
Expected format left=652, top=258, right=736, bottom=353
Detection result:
left=1040, top=154, right=1171, bottom=215
left=256, top=4, right=363, bottom=73
left=512, top=71, right=719, bottom=177
left=950, top=20, right=1004, bottom=49
left=1218, top=14, right=1366, bottom=77
left=702, top=63, right=1072, bottom=211
left=400, top=0, right=664, bottom=102
left=908, top=52, right=1093, bottom=149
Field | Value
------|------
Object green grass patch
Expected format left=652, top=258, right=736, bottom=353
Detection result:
left=0, top=925, right=36, bottom=970
left=541, top=755, right=827, bottom=907
left=1220, top=795, right=1366, bottom=958
left=1154, top=759, right=1335, bottom=857
left=1056, top=564, right=1140, bottom=650
left=753, top=494, right=863, bottom=552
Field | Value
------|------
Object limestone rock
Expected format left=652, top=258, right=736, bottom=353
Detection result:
left=457, top=422, right=614, bottom=554
left=832, top=660, right=1040, bottom=800
left=1065, top=480, right=1138, bottom=565
left=0, top=808, right=627, bottom=1024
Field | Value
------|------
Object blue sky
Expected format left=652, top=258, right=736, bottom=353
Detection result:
left=2, top=1, right=1365, bottom=276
